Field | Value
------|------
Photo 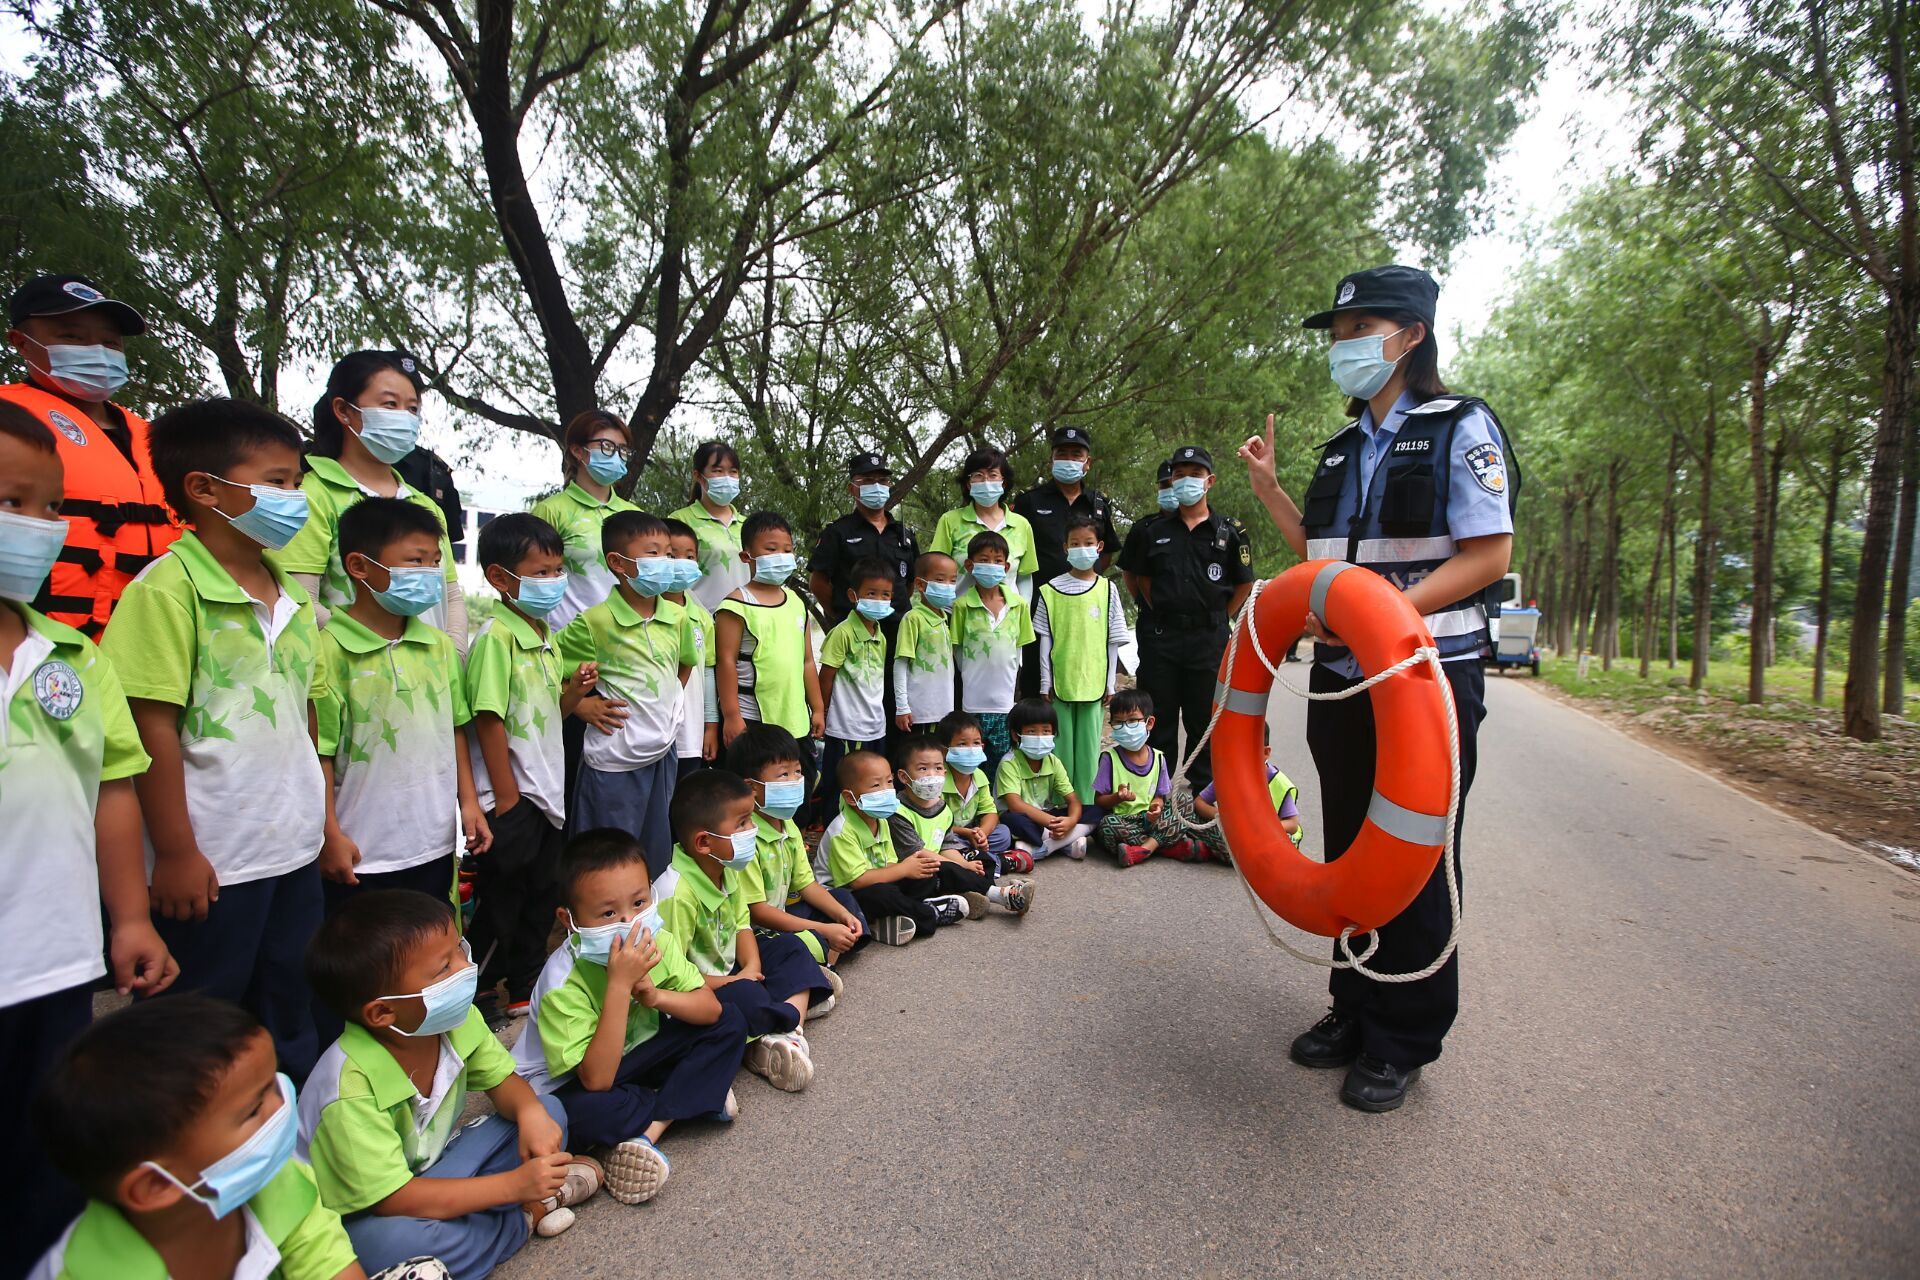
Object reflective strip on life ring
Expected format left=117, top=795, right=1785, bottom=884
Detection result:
left=1210, top=560, right=1454, bottom=937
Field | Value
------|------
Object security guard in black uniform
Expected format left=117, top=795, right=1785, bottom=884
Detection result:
left=1118, top=444, right=1252, bottom=792
left=1012, top=425, right=1121, bottom=696
left=808, top=451, right=920, bottom=753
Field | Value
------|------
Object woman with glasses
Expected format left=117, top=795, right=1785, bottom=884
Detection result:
left=668, top=439, right=748, bottom=613
left=531, top=409, right=638, bottom=630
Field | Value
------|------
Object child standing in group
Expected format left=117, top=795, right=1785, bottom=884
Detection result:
left=662, top=517, right=718, bottom=780
left=658, top=771, right=834, bottom=1093
left=892, top=552, right=959, bottom=733
left=936, top=712, right=1015, bottom=871
left=729, top=725, right=868, bottom=968
left=30, top=998, right=358, bottom=1280
left=892, top=737, right=1034, bottom=916
left=821, top=751, right=972, bottom=945
left=816, top=556, right=893, bottom=814
left=301, top=891, right=600, bottom=1275
left=513, top=830, right=747, bottom=1206
left=951, top=531, right=1033, bottom=778
left=466, top=512, right=598, bottom=1013
left=558, top=511, right=699, bottom=878
left=102, top=398, right=329, bottom=1078
left=1189, top=725, right=1306, bottom=861
left=996, top=699, right=1094, bottom=861
left=1033, top=512, right=1130, bottom=802
left=715, top=513, right=823, bottom=779
left=314, top=498, right=489, bottom=918
left=0, top=407, right=177, bottom=1274
left=1093, top=689, right=1192, bottom=868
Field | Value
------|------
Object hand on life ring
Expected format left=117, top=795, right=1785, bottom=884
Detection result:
left=1210, top=560, right=1454, bottom=938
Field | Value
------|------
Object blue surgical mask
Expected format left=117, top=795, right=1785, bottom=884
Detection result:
left=0, top=511, right=66, bottom=601
left=624, top=556, right=678, bottom=598
left=969, top=481, right=1004, bottom=508
left=708, top=828, right=758, bottom=870
left=1019, top=734, right=1055, bottom=759
left=1051, top=459, right=1087, bottom=484
left=1111, top=720, right=1149, bottom=751
left=854, top=789, right=898, bottom=819
left=753, top=553, right=796, bottom=585
left=570, top=906, right=664, bottom=965
left=31, top=340, right=128, bottom=401
left=922, top=581, right=957, bottom=611
left=970, top=563, right=1007, bottom=589
left=857, top=483, right=890, bottom=511
left=758, top=778, right=806, bottom=820
left=703, top=474, right=741, bottom=505
left=1171, top=476, right=1209, bottom=508
left=349, top=405, right=421, bottom=465
left=209, top=476, right=308, bottom=551
left=670, top=558, right=704, bottom=592
left=1157, top=487, right=1178, bottom=511
left=946, top=745, right=985, bottom=772
left=855, top=597, right=893, bottom=622
left=585, top=449, right=628, bottom=485
left=381, top=944, right=479, bottom=1037
left=1328, top=328, right=1409, bottom=399
left=1065, top=546, right=1100, bottom=571
left=144, top=1073, right=297, bottom=1219
left=506, top=570, right=568, bottom=616
left=367, top=563, right=445, bottom=617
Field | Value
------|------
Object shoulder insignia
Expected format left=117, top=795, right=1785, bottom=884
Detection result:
left=1239, top=543, right=1252, bottom=567
left=1404, top=397, right=1464, bottom=416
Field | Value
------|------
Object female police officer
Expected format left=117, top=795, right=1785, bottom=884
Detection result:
left=1238, top=264, right=1516, bottom=1112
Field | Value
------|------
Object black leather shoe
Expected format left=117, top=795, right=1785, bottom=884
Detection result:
left=1341, top=1055, right=1421, bottom=1112
left=1289, top=1009, right=1360, bottom=1068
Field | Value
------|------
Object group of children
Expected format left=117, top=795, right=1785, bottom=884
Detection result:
left=1, top=395, right=1306, bottom=1280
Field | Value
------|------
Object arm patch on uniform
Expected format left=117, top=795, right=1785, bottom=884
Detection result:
left=1465, top=442, right=1506, bottom=496
left=1239, top=543, right=1251, bottom=566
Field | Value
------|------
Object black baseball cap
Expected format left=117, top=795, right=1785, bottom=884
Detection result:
left=1156, top=459, right=1173, bottom=483
left=1169, top=444, right=1213, bottom=472
left=1049, top=425, right=1092, bottom=450
left=1303, top=264, right=1437, bottom=330
left=8, top=274, right=147, bottom=335
left=846, top=452, right=888, bottom=478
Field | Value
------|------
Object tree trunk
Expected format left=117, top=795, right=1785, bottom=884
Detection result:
left=1882, top=410, right=1918, bottom=715
left=1574, top=491, right=1595, bottom=655
left=1845, top=288, right=1918, bottom=740
left=1745, top=345, right=1772, bottom=703
left=1556, top=498, right=1577, bottom=654
left=1691, top=402, right=1718, bottom=691
left=1813, top=427, right=1844, bottom=705
left=1667, top=505, right=1679, bottom=668
left=1763, top=442, right=1788, bottom=666
left=1601, top=462, right=1622, bottom=671
left=1641, top=436, right=1678, bottom=679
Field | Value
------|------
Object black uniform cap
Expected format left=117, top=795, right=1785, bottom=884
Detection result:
left=1156, top=459, right=1173, bottom=482
left=1049, top=426, right=1092, bottom=450
left=1303, top=264, right=1437, bottom=330
left=846, top=452, right=887, bottom=478
left=1169, top=444, right=1213, bottom=472
left=9, top=274, right=147, bottom=335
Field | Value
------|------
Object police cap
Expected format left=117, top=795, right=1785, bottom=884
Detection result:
left=846, top=451, right=887, bottom=478
left=9, top=274, right=147, bottom=336
left=1049, top=425, right=1092, bottom=450
left=1169, top=444, right=1213, bottom=473
left=1303, top=264, right=1437, bottom=331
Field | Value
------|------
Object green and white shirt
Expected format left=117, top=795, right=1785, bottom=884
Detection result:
left=821, top=798, right=897, bottom=888
left=101, top=532, right=325, bottom=885
left=997, top=750, right=1073, bottom=809
left=533, top=482, right=637, bottom=629
left=943, top=765, right=996, bottom=826
left=278, top=455, right=458, bottom=634
left=657, top=845, right=750, bottom=976
left=675, top=595, right=717, bottom=760
left=667, top=501, right=749, bottom=614
left=463, top=608, right=566, bottom=827
left=951, top=586, right=1034, bottom=715
left=819, top=612, right=887, bottom=741
left=892, top=598, right=954, bottom=724
left=297, top=1009, right=516, bottom=1214
left=1, top=604, right=149, bottom=1009
left=314, top=613, right=470, bottom=874
left=743, top=809, right=825, bottom=962
left=512, top=926, right=707, bottom=1095
left=556, top=592, right=697, bottom=770
left=715, top=587, right=810, bottom=737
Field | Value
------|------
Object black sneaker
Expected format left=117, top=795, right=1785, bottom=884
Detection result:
left=930, top=898, right=967, bottom=927
left=1289, top=1008, right=1360, bottom=1069
left=1341, top=1055, right=1421, bottom=1112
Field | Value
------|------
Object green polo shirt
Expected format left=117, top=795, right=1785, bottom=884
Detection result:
left=818, top=612, right=887, bottom=741
left=893, top=597, right=953, bottom=723
left=299, top=1009, right=515, bottom=1215
left=743, top=809, right=825, bottom=962
left=943, top=765, right=995, bottom=825
left=930, top=505, right=1037, bottom=580
left=100, top=531, right=326, bottom=885
left=279, top=455, right=456, bottom=614
left=314, top=612, right=470, bottom=874
left=823, top=797, right=897, bottom=887
left=533, top=482, right=637, bottom=626
left=461, top=606, right=566, bottom=827
left=656, top=845, right=751, bottom=976
left=997, top=750, right=1072, bottom=809
left=518, top=929, right=706, bottom=1089
left=556, top=591, right=698, bottom=769
left=33, top=1162, right=354, bottom=1280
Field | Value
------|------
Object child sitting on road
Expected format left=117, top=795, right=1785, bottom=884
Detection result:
left=301, top=891, right=595, bottom=1276
left=657, top=770, right=834, bottom=1094
left=512, top=829, right=746, bottom=1206
left=662, top=517, right=719, bottom=780
left=892, top=736, right=1033, bottom=916
left=821, top=750, right=972, bottom=944
left=729, top=725, right=868, bottom=968
left=951, top=531, right=1033, bottom=777
left=1189, top=723, right=1305, bottom=861
left=892, top=552, right=959, bottom=733
left=997, top=698, right=1094, bottom=861
left=936, top=711, right=1015, bottom=872
left=816, top=556, right=893, bottom=814
left=1093, top=689, right=1192, bottom=868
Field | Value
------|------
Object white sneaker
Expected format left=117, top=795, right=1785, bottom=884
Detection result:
left=604, top=1135, right=670, bottom=1204
left=874, top=914, right=918, bottom=945
left=1066, top=835, right=1089, bottom=860
left=745, top=1031, right=814, bottom=1092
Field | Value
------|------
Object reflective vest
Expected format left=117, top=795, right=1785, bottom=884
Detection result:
left=1300, top=395, right=1518, bottom=663
left=0, top=383, right=179, bottom=636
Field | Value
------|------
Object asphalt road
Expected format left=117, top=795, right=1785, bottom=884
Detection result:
left=500, top=677, right=1920, bottom=1279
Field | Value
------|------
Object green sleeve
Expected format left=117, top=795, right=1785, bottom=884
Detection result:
left=894, top=611, right=920, bottom=661
left=929, top=510, right=958, bottom=561
left=555, top=613, right=597, bottom=671
left=535, top=969, right=602, bottom=1080
left=994, top=755, right=1020, bottom=800
left=306, top=1082, right=412, bottom=1214
left=88, top=647, right=151, bottom=782
left=1049, top=755, right=1073, bottom=802
left=677, top=608, right=700, bottom=669
left=464, top=1018, right=517, bottom=1091
left=740, top=854, right=771, bottom=907
left=276, top=475, right=338, bottom=576
left=648, top=928, right=705, bottom=992
left=1008, top=514, right=1036, bottom=576
left=967, top=771, right=995, bottom=821
left=826, top=824, right=867, bottom=887
left=655, top=880, right=702, bottom=955
left=727, top=882, right=751, bottom=936
left=463, top=625, right=512, bottom=719
left=272, top=1163, right=361, bottom=1280
left=443, top=633, right=472, bottom=726
left=98, top=575, right=196, bottom=706
left=785, top=830, right=816, bottom=894
left=311, top=635, right=346, bottom=758
left=1016, top=597, right=1037, bottom=646
left=819, top=620, right=848, bottom=670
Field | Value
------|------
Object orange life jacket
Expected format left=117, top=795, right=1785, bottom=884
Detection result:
left=0, top=382, right=180, bottom=636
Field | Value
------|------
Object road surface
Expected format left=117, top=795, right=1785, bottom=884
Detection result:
left=502, top=677, right=1920, bottom=1278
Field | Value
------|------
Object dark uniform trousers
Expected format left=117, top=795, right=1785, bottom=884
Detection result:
left=1307, top=658, right=1485, bottom=1070
left=1138, top=617, right=1231, bottom=792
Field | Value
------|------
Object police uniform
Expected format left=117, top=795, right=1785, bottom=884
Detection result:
left=1012, top=425, right=1122, bottom=696
left=1117, top=445, right=1252, bottom=792
left=808, top=452, right=919, bottom=756
left=1291, top=265, right=1517, bottom=1097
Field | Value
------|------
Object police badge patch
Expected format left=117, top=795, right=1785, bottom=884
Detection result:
left=34, top=659, right=84, bottom=720
left=1207, top=563, right=1223, bottom=582
left=1465, top=442, right=1506, bottom=496
left=46, top=410, right=87, bottom=446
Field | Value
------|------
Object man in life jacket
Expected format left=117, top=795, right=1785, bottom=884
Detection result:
left=2, top=274, right=178, bottom=636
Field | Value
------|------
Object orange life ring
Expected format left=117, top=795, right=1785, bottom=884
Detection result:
left=1210, top=560, right=1454, bottom=938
